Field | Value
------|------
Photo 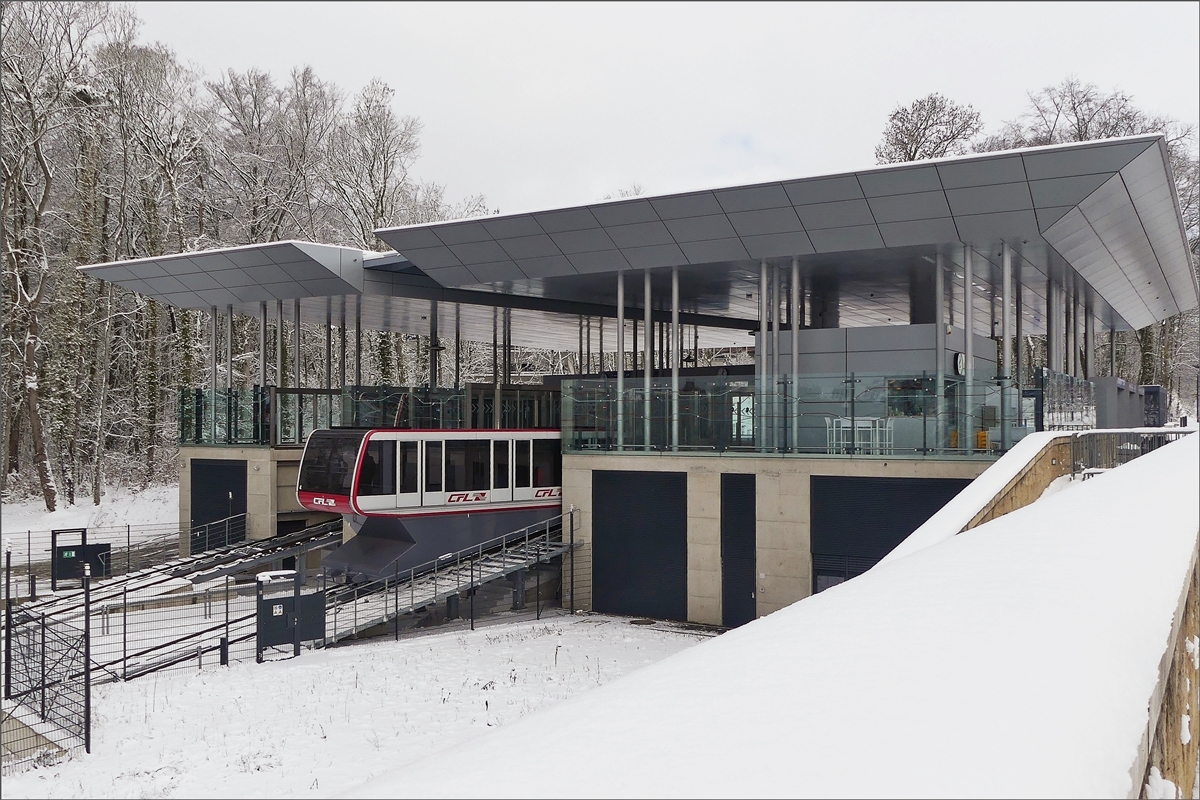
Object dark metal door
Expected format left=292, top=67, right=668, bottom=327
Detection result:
left=592, top=470, right=687, bottom=621
left=721, top=473, right=756, bottom=627
left=810, top=475, right=970, bottom=592
left=190, top=459, right=247, bottom=528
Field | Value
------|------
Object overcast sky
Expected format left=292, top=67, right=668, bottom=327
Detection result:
left=134, top=1, right=1199, bottom=216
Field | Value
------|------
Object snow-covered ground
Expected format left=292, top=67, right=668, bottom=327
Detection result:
left=346, top=433, right=1200, bottom=798
left=1, top=484, right=180, bottom=564
left=3, top=613, right=710, bottom=799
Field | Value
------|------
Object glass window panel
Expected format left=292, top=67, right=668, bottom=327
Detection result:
left=425, top=441, right=442, bottom=492
left=358, top=439, right=396, bottom=496
left=532, top=439, right=561, bottom=487
left=515, top=440, right=531, bottom=488
left=445, top=440, right=490, bottom=492
left=398, top=441, right=418, bottom=494
left=298, top=430, right=365, bottom=494
left=493, top=440, right=509, bottom=489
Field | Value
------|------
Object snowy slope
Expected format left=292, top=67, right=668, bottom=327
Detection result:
left=349, top=434, right=1200, bottom=799
left=2, top=615, right=708, bottom=798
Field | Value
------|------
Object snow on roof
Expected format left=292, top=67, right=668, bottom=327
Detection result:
left=347, top=434, right=1199, bottom=799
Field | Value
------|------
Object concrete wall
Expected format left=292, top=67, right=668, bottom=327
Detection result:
left=563, top=453, right=989, bottom=626
left=178, top=446, right=327, bottom=554
left=1095, top=377, right=1146, bottom=429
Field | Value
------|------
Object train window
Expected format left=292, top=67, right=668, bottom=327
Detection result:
left=358, top=439, right=396, bottom=496
left=425, top=441, right=442, bottom=492
left=398, top=441, right=418, bottom=494
left=533, top=439, right=561, bottom=487
left=298, top=430, right=365, bottom=495
left=445, top=440, right=490, bottom=492
left=493, top=440, right=509, bottom=489
left=515, top=440, right=531, bottom=488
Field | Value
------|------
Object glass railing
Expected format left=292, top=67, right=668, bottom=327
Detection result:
left=561, top=372, right=1032, bottom=458
left=178, top=387, right=270, bottom=446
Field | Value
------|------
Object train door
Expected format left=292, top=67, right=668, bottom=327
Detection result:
left=395, top=440, right=420, bottom=508
left=492, top=438, right=513, bottom=503
left=355, top=435, right=397, bottom=513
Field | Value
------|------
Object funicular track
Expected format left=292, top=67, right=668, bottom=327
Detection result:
left=323, top=512, right=577, bottom=645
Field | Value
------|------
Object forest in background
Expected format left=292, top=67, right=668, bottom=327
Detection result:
left=3, top=2, right=1197, bottom=513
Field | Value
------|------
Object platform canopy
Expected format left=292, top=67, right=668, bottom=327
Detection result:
left=80, top=135, right=1196, bottom=348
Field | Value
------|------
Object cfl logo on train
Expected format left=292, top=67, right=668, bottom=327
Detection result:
left=313, top=496, right=337, bottom=507
left=534, top=488, right=562, bottom=498
left=447, top=492, right=488, bottom=503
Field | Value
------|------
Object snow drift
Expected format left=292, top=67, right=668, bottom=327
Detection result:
left=347, top=434, right=1199, bottom=799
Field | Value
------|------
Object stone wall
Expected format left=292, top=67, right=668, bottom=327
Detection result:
left=562, top=453, right=989, bottom=626
left=966, top=436, right=1073, bottom=530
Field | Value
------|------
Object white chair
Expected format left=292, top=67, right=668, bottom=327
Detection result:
left=875, top=417, right=894, bottom=455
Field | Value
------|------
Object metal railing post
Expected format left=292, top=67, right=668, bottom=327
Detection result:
left=84, top=563, right=92, bottom=754
left=123, top=587, right=128, bottom=681
left=570, top=509, right=576, bottom=615
left=3, top=547, right=10, bottom=701
left=40, top=614, right=46, bottom=718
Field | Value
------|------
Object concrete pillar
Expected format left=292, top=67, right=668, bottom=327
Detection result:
left=790, top=256, right=800, bottom=453
left=935, top=251, right=946, bottom=451
left=643, top=269, right=652, bottom=448
left=963, top=246, right=974, bottom=450
left=671, top=265, right=679, bottom=452
left=617, top=269, right=625, bottom=450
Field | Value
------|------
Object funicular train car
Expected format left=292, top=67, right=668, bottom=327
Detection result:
left=297, top=428, right=562, bottom=580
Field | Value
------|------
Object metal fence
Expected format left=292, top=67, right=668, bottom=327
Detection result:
left=1070, top=429, right=1193, bottom=478
left=3, top=583, right=91, bottom=775
left=189, top=514, right=247, bottom=555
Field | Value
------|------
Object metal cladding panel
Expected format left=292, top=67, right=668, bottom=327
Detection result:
left=810, top=475, right=971, bottom=562
left=480, top=215, right=542, bottom=239
left=856, top=165, right=942, bottom=197
left=592, top=470, right=688, bottom=622
left=866, top=191, right=952, bottom=223
left=935, top=155, right=1026, bottom=189
left=550, top=228, right=618, bottom=254
left=878, top=218, right=960, bottom=248
left=720, top=473, right=756, bottom=628
left=783, top=175, right=865, bottom=205
left=1021, top=140, right=1151, bottom=180
left=650, top=192, right=724, bottom=219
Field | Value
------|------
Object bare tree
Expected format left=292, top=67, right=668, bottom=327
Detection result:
left=875, top=93, right=982, bottom=164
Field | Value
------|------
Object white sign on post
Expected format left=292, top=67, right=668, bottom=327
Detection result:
left=272, top=604, right=283, bottom=617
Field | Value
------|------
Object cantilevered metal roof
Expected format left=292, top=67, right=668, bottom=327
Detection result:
left=376, top=135, right=1196, bottom=332
left=79, top=136, right=1195, bottom=346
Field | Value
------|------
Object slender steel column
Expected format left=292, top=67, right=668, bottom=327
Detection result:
left=504, top=308, right=512, bottom=384
left=616, top=270, right=625, bottom=450
left=454, top=303, right=461, bottom=388
left=771, top=262, right=781, bottom=449
left=324, top=300, right=332, bottom=391
left=1073, top=290, right=1083, bottom=378
left=758, top=261, right=768, bottom=447
left=210, top=306, right=218, bottom=438
left=354, top=299, right=362, bottom=388
left=276, top=300, right=283, bottom=388
left=225, top=304, right=233, bottom=389
left=339, top=304, right=346, bottom=389
left=643, top=269, right=652, bottom=448
left=258, top=302, right=267, bottom=388
left=791, top=257, right=800, bottom=452
left=578, top=316, right=583, bottom=374
left=598, top=316, right=604, bottom=374
left=1109, top=322, right=1118, bottom=376
left=1015, top=264, right=1024, bottom=423
left=1001, top=242, right=1013, bottom=450
left=1045, top=278, right=1056, bottom=372
left=935, top=251, right=946, bottom=451
left=1084, top=307, right=1094, bottom=380
left=586, top=316, right=592, bottom=374
left=963, top=246, right=974, bottom=450
left=671, top=265, right=680, bottom=452
left=293, top=299, right=301, bottom=390
left=429, top=300, right=438, bottom=389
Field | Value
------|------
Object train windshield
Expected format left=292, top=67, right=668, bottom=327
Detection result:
left=298, top=430, right=367, bottom=496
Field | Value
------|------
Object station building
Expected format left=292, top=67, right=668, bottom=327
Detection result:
left=80, top=134, right=1198, bottom=627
